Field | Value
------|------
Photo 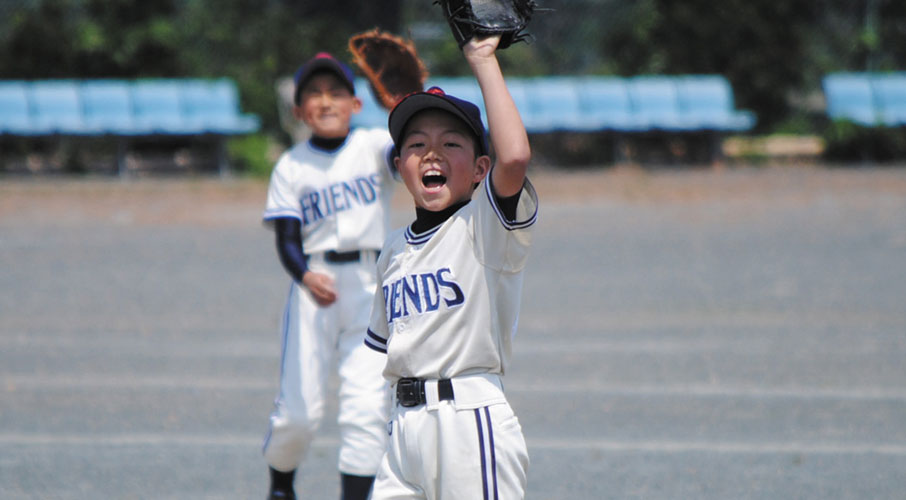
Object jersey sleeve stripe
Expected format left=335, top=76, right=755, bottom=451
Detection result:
left=364, top=328, right=388, bottom=353
left=263, top=208, right=303, bottom=221
left=364, top=341, right=386, bottom=354
left=485, top=176, right=538, bottom=231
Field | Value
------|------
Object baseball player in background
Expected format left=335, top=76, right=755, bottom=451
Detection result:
left=364, top=34, right=537, bottom=499
left=261, top=52, right=397, bottom=500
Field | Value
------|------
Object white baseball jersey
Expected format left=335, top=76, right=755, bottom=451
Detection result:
left=263, top=127, right=397, bottom=253
left=260, top=126, right=397, bottom=477
left=365, top=176, right=539, bottom=383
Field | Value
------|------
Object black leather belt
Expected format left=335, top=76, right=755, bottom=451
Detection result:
left=396, top=378, right=455, bottom=407
left=324, top=250, right=364, bottom=263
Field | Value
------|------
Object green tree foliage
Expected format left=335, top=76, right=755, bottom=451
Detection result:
left=517, top=0, right=905, bottom=131
left=2, top=0, right=76, bottom=78
left=0, top=0, right=405, bottom=142
left=611, top=0, right=820, bottom=130
left=1, top=0, right=904, bottom=137
left=1, top=0, right=182, bottom=78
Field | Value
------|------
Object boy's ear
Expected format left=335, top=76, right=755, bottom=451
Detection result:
left=351, top=96, right=363, bottom=114
left=472, top=155, right=492, bottom=184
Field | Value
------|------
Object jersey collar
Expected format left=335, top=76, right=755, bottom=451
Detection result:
left=405, top=224, right=441, bottom=245
left=307, top=133, right=350, bottom=153
left=405, top=200, right=470, bottom=244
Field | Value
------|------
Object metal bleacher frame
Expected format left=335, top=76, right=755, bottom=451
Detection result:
left=0, top=78, right=260, bottom=176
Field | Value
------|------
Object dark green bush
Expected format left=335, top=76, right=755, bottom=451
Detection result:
left=227, top=134, right=274, bottom=179
left=822, top=120, right=906, bottom=163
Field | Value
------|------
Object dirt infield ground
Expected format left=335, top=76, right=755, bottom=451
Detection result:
left=2, top=163, right=905, bottom=499
left=3, top=164, right=906, bottom=226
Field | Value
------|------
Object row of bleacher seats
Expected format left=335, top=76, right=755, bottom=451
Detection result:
left=7, top=72, right=904, bottom=140
left=352, top=74, right=757, bottom=134
left=0, top=78, right=260, bottom=137
left=822, top=72, right=906, bottom=127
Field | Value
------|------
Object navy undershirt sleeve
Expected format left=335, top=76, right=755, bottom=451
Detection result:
left=274, top=217, right=307, bottom=283
left=488, top=172, right=523, bottom=221
left=495, top=190, right=521, bottom=221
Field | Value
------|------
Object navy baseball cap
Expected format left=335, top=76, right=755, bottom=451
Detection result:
left=389, top=87, right=489, bottom=156
left=293, top=52, right=356, bottom=105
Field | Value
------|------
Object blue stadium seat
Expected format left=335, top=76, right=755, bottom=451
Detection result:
left=522, top=77, right=583, bottom=133
left=0, top=81, right=45, bottom=135
left=822, top=73, right=878, bottom=126
left=676, top=75, right=755, bottom=131
left=131, top=80, right=199, bottom=135
left=871, top=73, right=906, bottom=127
left=573, top=77, right=646, bottom=132
left=180, top=79, right=260, bottom=134
left=3, top=77, right=261, bottom=176
left=628, top=76, right=693, bottom=131
left=351, top=78, right=389, bottom=129
left=80, top=80, right=138, bottom=135
left=29, top=80, right=89, bottom=135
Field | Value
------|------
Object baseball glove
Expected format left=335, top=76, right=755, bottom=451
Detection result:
left=348, top=29, right=429, bottom=111
left=435, top=0, right=536, bottom=50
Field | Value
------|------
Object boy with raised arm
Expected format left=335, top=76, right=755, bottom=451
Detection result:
left=365, top=35, right=537, bottom=499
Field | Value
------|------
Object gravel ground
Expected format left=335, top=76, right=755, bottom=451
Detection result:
left=2, top=164, right=905, bottom=499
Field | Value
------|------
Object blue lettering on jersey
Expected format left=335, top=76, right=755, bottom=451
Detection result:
left=436, top=268, right=465, bottom=307
left=420, top=272, right=440, bottom=312
left=383, top=267, right=465, bottom=324
left=300, top=174, right=382, bottom=226
left=401, top=275, right=422, bottom=315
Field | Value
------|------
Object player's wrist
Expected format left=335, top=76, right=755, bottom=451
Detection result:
left=466, top=51, right=498, bottom=68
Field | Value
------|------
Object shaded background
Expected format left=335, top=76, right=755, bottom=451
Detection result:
left=2, top=0, right=906, bottom=171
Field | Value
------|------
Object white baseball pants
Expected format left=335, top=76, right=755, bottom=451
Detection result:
left=263, top=252, right=390, bottom=476
left=372, top=374, right=529, bottom=500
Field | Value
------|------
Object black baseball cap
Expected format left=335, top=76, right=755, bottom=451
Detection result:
left=293, top=52, right=356, bottom=105
left=388, top=86, right=489, bottom=156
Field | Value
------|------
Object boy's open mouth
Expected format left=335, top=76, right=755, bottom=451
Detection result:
left=422, top=172, right=447, bottom=189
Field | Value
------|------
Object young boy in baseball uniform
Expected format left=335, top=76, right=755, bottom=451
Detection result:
left=261, top=52, right=397, bottom=500
left=364, top=35, right=537, bottom=499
